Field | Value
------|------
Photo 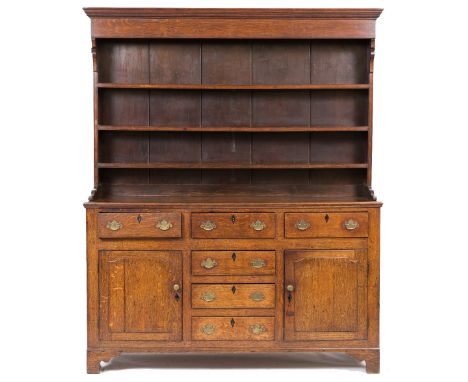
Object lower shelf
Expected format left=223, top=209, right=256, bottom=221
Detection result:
left=86, top=184, right=377, bottom=206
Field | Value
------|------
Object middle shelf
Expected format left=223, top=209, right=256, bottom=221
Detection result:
left=97, top=163, right=368, bottom=169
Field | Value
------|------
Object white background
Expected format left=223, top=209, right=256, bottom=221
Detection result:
left=1, top=0, right=467, bottom=380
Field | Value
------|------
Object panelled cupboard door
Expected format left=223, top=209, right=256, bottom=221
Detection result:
left=99, top=251, right=182, bottom=341
left=284, top=249, right=367, bottom=341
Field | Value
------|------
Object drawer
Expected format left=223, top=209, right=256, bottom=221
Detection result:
left=192, top=316, right=274, bottom=341
left=192, top=251, right=275, bottom=276
left=284, top=212, right=368, bottom=238
left=192, top=284, right=275, bottom=309
left=191, top=213, right=275, bottom=239
left=98, top=212, right=181, bottom=239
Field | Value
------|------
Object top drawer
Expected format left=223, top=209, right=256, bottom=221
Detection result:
left=192, top=213, right=275, bottom=239
left=285, top=212, right=368, bottom=238
left=98, top=212, right=182, bottom=238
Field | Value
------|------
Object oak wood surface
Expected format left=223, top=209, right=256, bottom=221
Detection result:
left=192, top=284, right=276, bottom=309
left=192, top=250, right=276, bottom=276
left=284, top=212, right=369, bottom=238
left=191, top=212, right=276, bottom=239
left=192, top=316, right=275, bottom=341
left=85, top=7, right=382, bottom=374
left=97, top=212, right=182, bottom=238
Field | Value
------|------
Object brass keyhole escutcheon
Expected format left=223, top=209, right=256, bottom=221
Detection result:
left=325, top=214, right=330, bottom=223
left=230, top=318, right=235, bottom=327
left=231, top=286, right=236, bottom=294
left=137, top=214, right=142, bottom=223
left=231, top=252, right=237, bottom=261
left=231, top=215, right=236, bottom=223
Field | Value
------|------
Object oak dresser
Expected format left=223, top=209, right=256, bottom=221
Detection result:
left=84, top=8, right=383, bottom=373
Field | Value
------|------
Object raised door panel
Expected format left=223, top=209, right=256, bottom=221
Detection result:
left=99, top=251, right=182, bottom=341
left=284, top=250, right=367, bottom=341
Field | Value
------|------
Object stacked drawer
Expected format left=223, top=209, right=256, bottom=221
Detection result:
left=191, top=213, right=276, bottom=341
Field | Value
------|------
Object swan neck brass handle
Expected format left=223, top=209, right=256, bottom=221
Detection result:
left=200, top=221, right=216, bottom=231
left=250, top=291, right=265, bottom=302
left=295, top=220, right=311, bottom=231
left=344, top=219, right=359, bottom=231
left=250, top=324, right=267, bottom=335
left=201, top=258, right=217, bottom=269
left=156, top=219, right=173, bottom=231
left=106, top=220, right=123, bottom=231
left=201, top=324, right=215, bottom=335
left=250, top=258, right=266, bottom=268
left=250, top=220, right=266, bottom=231
left=200, top=291, right=216, bottom=302
left=286, top=284, right=294, bottom=292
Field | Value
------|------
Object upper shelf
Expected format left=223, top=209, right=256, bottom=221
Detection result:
left=97, top=83, right=370, bottom=90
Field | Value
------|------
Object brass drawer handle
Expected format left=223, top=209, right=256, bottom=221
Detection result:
left=250, top=324, right=267, bottom=335
left=344, top=219, right=359, bottom=231
left=200, top=291, right=216, bottom=302
left=250, top=220, right=266, bottom=231
left=156, top=219, right=173, bottom=231
left=106, top=220, right=123, bottom=231
left=251, top=259, right=266, bottom=268
left=295, top=220, right=311, bottom=231
left=201, top=324, right=215, bottom=335
left=201, top=258, right=217, bottom=269
left=250, top=291, right=265, bottom=302
left=200, top=220, right=216, bottom=231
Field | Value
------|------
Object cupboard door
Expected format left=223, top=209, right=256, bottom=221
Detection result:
left=99, top=251, right=182, bottom=341
left=284, top=250, right=367, bottom=341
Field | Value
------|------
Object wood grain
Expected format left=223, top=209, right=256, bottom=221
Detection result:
left=192, top=283, right=275, bottom=309
left=192, top=316, right=275, bottom=341
left=97, top=212, right=182, bottom=238
left=85, top=7, right=382, bottom=374
left=192, top=250, right=276, bottom=276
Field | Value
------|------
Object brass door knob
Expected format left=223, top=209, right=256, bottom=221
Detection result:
left=286, top=284, right=294, bottom=292
left=173, top=284, right=180, bottom=291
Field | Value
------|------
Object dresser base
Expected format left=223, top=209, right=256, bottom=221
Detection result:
left=87, top=348, right=379, bottom=374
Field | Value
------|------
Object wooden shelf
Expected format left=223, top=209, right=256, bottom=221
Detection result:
left=87, top=184, right=378, bottom=206
left=97, top=83, right=370, bottom=90
left=98, top=162, right=368, bottom=169
left=98, top=125, right=369, bottom=132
